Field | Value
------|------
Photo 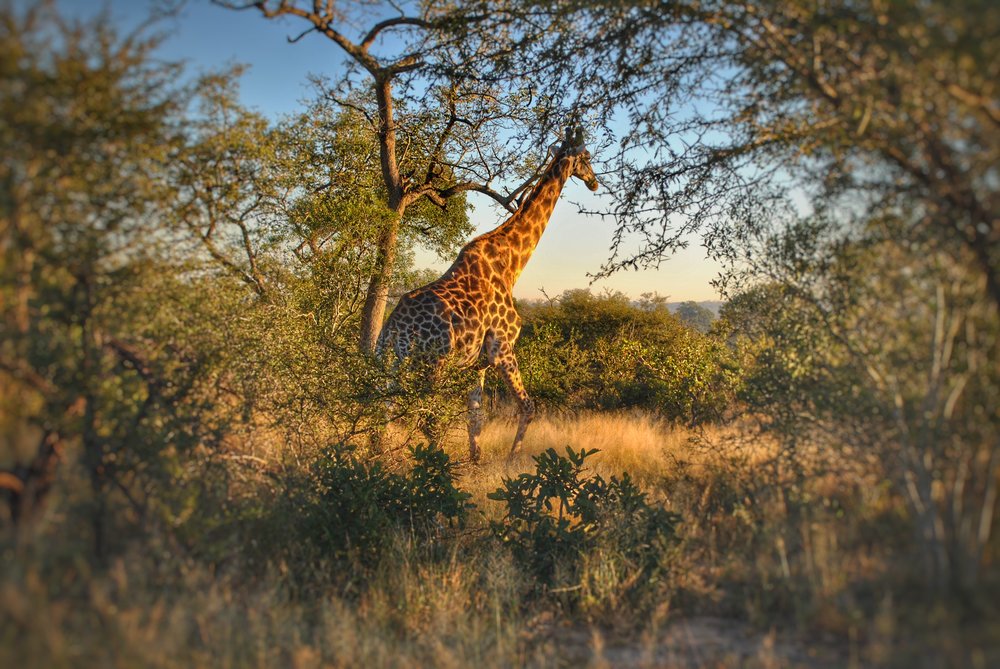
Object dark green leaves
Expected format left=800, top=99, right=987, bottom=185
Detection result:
left=488, top=446, right=680, bottom=595
left=305, top=442, right=472, bottom=564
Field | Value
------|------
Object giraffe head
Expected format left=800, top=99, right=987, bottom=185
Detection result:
left=558, top=125, right=600, bottom=192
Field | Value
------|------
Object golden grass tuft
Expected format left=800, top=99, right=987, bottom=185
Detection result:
left=468, top=410, right=682, bottom=476
left=444, top=410, right=779, bottom=511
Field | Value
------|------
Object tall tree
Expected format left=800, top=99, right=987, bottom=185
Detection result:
left=0, top=4, right=186, bottom=549
left=214, top=0, right=553, bottom=351
left=448, top=0, right=997, bottom=307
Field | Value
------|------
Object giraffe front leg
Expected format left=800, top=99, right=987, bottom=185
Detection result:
left=491, top=342, right=534, bottom=461
left=467, top=368, right=487, bottom=463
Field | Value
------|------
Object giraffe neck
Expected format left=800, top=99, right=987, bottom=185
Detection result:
left=495, top=155, right=574, bottom=285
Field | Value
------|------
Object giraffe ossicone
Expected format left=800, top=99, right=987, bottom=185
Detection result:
left=376, top=128, right=599, bottom=462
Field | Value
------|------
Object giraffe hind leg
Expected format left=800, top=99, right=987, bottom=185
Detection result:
left=467, top=368, right=487, bottom=463
left=491, top=342, right=534, bottom=461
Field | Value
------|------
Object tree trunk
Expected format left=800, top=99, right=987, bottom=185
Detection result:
left=360, top=74, right=406, bottom=353
left=359, top=210, right=402, bottom=352
left=78, top=273, right=108, bottom=561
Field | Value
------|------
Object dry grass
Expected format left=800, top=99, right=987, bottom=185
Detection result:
left=447, top=410, right=777, bottom=512
left=478, top=410, right=687, bottom=478
left=2, top=410, right=994, bottom=669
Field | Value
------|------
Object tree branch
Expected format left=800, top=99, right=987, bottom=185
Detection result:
left=360, top=16, right=431, bottom=52
left=405, top=178, right=529, bottom=214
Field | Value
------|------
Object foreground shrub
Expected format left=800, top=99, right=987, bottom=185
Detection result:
left=303, top=442, right=472, bottom=564
left=488, top=447, right=680, bottom=611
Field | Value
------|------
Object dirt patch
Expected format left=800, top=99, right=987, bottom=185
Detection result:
left=539, top=616, right=843, bottom=668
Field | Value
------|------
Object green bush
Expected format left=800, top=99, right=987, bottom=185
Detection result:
left=304, top=442, right=472, bottom=564
left=488, top=447, right=680, bottom=601
left=514, top=321, right=592, bottom=407
left=516, top=291, right=738, bottom=422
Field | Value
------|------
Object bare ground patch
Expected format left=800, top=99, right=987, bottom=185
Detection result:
left=534, top=616, right=842, bottom=669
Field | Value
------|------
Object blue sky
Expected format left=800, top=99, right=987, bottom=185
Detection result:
left=53, top=0, right=723, bottom=302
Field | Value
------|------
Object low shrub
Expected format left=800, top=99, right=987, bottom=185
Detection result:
left=488, top=446, right=680, bottom=611
left=303, top=442, right=472, bottom=564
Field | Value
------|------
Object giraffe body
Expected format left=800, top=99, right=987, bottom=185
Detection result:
left=377, top=130, right=599, bottom=461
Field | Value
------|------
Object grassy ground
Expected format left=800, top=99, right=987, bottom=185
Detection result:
left=2, top=411, right=996, bottom=667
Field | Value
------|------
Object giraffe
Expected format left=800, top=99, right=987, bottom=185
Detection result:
left=376, top=127, right=600, bottom=462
